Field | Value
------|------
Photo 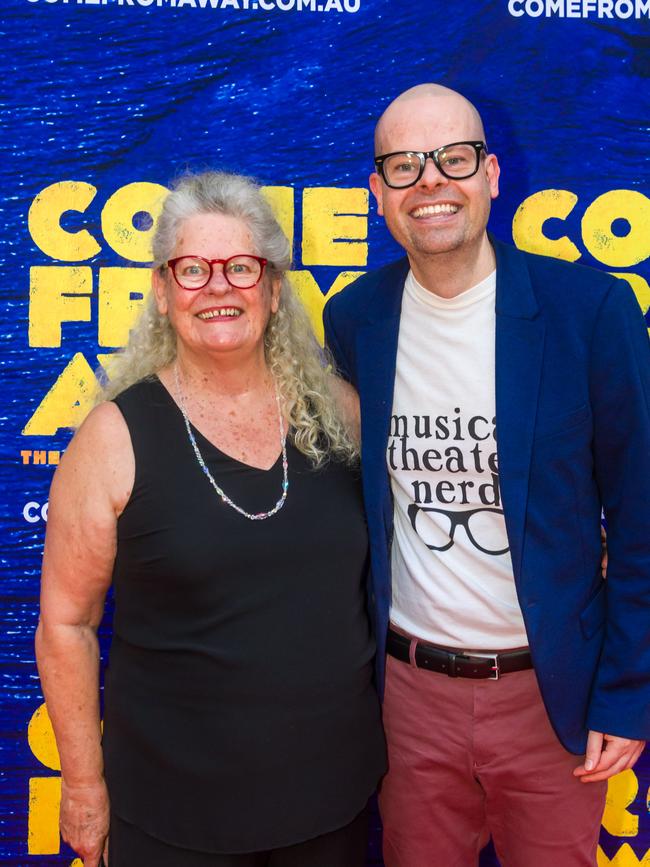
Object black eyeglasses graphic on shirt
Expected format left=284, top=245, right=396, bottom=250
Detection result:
left=407, top=504, right=510, bottom=556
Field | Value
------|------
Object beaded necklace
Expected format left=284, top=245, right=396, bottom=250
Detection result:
left=174, top=363, right=289, bottom=521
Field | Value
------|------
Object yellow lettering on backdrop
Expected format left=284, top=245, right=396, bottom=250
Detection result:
left=28, top=704, right=61, bottom=770
left=513, top=188, right=650, bottom=271
left=582, top=191, right=650, bottom=268
left=597, top=844, right=650, bottom=866
left=22, top=353, right=100, bottom=436
left=98, top=267, right=151, bottom=347
left=27, top=180, right=296, bottom=261
left=96, top=350, right=126, bottom=383
left=289, top=270, right=364, bottom=344
left=261, top=186, right=295, bottom=251
left=29, top=267, right=93, bottom=347
left=511, top=189, right=581, bottom=261
left=19, top=450, right=61, bottom=466
left=602, top=769, right=640, bottom=837
left=302, top=188, right=368, bottom=266
left=24, top=182, right=648, bottom=437
left=28, top=181, right=101, bottom=262
left=28, top=777, right=61, bottom=855
left=101, top=182, right=168, bottom=262
left=27, top=704, right=62, bottom=855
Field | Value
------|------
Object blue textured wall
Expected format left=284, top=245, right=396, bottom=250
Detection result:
left=2, top=0, right=649, bottom=863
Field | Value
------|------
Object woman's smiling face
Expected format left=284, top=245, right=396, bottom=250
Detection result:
left=154, top=212, right=280, bottom=363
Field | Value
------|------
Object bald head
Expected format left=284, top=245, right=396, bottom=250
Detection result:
left=374, top=84, right=486, bottom=155
left=368, top=83, right=500, bottom=286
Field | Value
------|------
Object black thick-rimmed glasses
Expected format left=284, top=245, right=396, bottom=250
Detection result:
left=374, top=141, right=487, bottom=189
left=166, top=254, right=268, bottom=290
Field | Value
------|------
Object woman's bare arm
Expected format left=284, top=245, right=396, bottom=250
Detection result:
left=35, top=401, right=134, bottom=866
left=329, top=375, right=361, bottom=446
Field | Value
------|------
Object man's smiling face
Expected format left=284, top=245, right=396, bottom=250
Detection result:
left=369, top=90, right=500, bottom=263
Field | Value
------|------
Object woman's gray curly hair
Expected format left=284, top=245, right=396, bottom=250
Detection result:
left=99, top=170, right=357, bottom=466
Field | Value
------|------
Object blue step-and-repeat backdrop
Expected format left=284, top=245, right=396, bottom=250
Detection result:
left=2, top=0, right=649, bottom=864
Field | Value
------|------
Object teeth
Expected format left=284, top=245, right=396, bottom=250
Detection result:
left=198, top=308, right=241, bottom=320
left=411, top=203, right=459, bottom=218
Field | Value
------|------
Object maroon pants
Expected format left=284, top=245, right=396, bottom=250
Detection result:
left=379, top=648, right=606, bottom=867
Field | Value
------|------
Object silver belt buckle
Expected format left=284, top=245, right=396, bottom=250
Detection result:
left=486, top=653, right=500, bottom=680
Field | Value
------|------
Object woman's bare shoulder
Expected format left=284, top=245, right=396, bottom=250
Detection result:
left=53, top=401, right=135, bottom=518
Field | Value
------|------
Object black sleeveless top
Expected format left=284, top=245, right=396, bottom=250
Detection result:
left=102, top=377, right=386, bottom=853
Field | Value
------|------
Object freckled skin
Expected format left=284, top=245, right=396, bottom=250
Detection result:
left=153, top=212, right=286, bottom=471
left=173, top=381, right=283, bottom=470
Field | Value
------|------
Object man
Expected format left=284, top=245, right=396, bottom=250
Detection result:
left=323, top=84, right=650, bottom=866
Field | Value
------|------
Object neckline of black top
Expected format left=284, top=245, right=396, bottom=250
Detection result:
left=151, top=374, right=284, bottom=474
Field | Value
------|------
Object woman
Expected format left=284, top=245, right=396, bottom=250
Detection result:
left=35, top=171, right=386, bottom=867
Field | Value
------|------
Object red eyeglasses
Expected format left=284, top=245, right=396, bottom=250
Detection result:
left=166, top=254, right=268, bottom=290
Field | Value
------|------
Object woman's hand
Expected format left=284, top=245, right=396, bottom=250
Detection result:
left=61, top=778, right=110, bottom=867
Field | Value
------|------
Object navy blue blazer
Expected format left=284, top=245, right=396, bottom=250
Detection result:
left=323, top=237, right=650, bottom=754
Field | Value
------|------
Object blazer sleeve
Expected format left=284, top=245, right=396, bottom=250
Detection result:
left=586, top=278, right=650, bottom=738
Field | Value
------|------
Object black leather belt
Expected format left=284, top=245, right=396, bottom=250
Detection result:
left=387, top=628, right=532, bottom=680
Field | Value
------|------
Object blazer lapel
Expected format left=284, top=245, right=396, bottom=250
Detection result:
left=352, top=244, right=544, bottom=585
left=356, top=259, right=409, bottom=522
left=493, top=240, right=545, bottom=582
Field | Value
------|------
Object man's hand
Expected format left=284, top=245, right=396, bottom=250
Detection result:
left=573, top=731, right=645, bottom=783
left=60, top=778, right=109, bottom=866
left=600, top=524, right=609, bottom=578
left=600, top=525, right=608, bottom=578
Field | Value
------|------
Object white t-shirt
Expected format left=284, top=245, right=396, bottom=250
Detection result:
left=388, top=269, right=528, bottom=650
